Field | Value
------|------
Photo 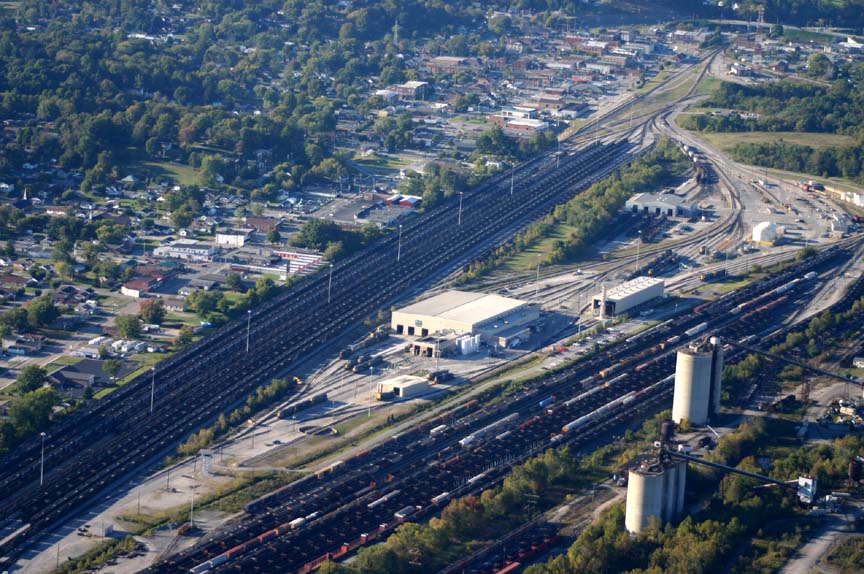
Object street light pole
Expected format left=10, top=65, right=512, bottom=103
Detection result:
left=397, top=224, right=403, bottom=263
left=150, top=368, right=155, bottom=414
left=245, top=309, right=252, bottom=353
left=458, top=192, right=464, bottom=226
left=327, top=263, right=334, bottom=303
left=40, top=432, right=46, bottom=486
left=535, top=255, right=541, bottom=298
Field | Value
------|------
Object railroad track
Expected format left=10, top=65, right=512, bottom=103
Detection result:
left=0, top=140, right=640, bottom=564
left=137, top=247, right=850, bottom=574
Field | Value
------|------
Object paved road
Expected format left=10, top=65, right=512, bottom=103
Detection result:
left=780, top=504, right=862, bottom=574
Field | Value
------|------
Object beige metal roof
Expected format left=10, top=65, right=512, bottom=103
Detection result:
left=606, top=277, right=664, bottom=301
left=397, top=290, right=527, bottom=327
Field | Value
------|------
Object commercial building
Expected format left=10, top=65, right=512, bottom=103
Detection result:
left=390, top=81, right=429, bottom=100
left=391, top=290, right=539, bottom=346
left=592, top=277, right=664, bottom=317
left=215, top=230, right=250, bottom=247
left=625, top=192, right=694, bottom=218
left=625, top=455, right=687, bottom=534
left=672, top=338, right=724, bottom=426
left=273, top=248, right=325, bottom=275
left=428, top=56, right=468, bottom=73
left=376, top=375, right=430, bottom=400
left=153, top=243, right=216, bottom=262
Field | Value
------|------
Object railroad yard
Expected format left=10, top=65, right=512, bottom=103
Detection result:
left=3, top=11, right=864, bottom=574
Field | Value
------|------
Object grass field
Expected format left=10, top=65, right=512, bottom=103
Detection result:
left=694, top=131, right=855, bottom=151
left=137, top=161, right=200, bottom=186
left=693, top=76, right=722, bottom=97
left=494, top=223, right=581, bottom=275
left=637, top=69, right=674, bottom=95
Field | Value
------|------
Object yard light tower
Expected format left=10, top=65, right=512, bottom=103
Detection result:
left=40, top=432, right=47, bottom=486
left=327, top=263, right=334, bottom=303
left=245, top=309, right=252, bottom=353
left=397, top=224, right=403, bottom=263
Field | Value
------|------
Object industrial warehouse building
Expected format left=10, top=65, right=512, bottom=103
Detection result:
left=625, top=192, right=694, bottom=218
left=592, top=277, right=665, bottom=317
left=376, top=375, right=430, bottom=400
left=391, top=290, right=539, bottom=347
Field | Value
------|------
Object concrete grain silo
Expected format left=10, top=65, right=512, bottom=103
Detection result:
left=672, top=338, right=723, bottom=426
left=625, top=464, right=665, bottom=534
left=625, top=456, right=688, bottom=534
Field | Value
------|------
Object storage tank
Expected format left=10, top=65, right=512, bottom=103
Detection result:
left=752, top=221, right=778, bottom=244
left=625, top=464, right=665, bottom=534
left=672, top=339, right=723, bottom=426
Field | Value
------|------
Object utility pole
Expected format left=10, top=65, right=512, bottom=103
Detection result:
left=245, top=309, right=252, bottom=353
left=635, top=230, right=642, bottom=273
left=535, top=254, right=541, bottom=298
left=40, top=432, right=47, bottom=486
left=397, top=224, right=403, bottom=263
left=150, top=368, right=155, bottom=414
left=458, top=192, right=464, bottom=226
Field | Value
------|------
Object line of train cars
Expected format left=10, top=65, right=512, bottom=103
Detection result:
left=188, top=510, right=323, bottom=573
left=561, top=375, right=674, bottom=434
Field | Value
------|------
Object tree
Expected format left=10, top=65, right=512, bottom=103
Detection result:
left=225, top=272, right=243, bottom=291
left=0, top=308, right=29, bottom=332
left=54, top=260, right=72, bottom=280
left=140, top=299, right=166, bottom=325
left=266, top=228, right=281, bottom=244
left=102, top=358, right=123, bottom=382
left=807, top=53, right=835, bottom=80
left=175, top=324, right=194, bottom=347
left=27, top=295, right=59, bottom=328
left=16, top=365, right=47, bottom=393
left=115, top=314, right=141, bottom=339
left=291, top=219, right=345, bottom=251
left=199, top=154, right=224, bottom=187
left=9, top=388, right=58, bottom=437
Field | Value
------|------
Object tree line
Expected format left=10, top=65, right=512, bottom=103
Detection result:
left=457, top=138, right=690, bottom=283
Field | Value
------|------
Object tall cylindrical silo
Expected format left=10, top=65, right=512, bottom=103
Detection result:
left=625, top=465, right=665, bottom=534
left=672, top=349, right=713, bottom=425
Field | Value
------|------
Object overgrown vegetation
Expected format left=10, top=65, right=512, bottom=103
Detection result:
left=456, top=138, right=690, bottom=283
left=724, top=291, right=864, bottom=405
left=680, top=76, right=864, bottom=181
left=825, top=536, right=864, bottom=574
left=173, top=377, right=297, bottom=459
left=56, top=536, right=140, bottom=574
